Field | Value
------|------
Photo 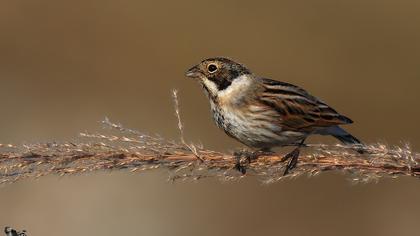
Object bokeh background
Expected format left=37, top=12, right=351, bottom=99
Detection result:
left=0, top=0, right=419, bottom=235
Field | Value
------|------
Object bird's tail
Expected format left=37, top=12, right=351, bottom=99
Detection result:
left=333, top=132, right=362, bottom=145
left=317, top=126, right=364, bottom=153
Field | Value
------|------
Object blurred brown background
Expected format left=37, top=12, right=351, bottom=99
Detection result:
left=0, top=0, right=419, bottom=235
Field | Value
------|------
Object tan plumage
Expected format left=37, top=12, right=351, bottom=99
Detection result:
left=186, top=57, right=363, bottom=175
left=257, top=78, right=353, bottom=132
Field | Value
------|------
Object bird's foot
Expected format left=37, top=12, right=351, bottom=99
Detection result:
left=281, top=148, right=301, bottom=176
left=234, top=161, right=247, bottom=175
left=233, top=149, right=274, bottom=174
left=233, top=150, right=253, bottom=175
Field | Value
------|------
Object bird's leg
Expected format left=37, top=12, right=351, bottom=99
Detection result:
left=233, top=148, right=274, bottom=174
left=233, top=150, right=248, bottom=174
left=281, top=138, right=306, bottom=176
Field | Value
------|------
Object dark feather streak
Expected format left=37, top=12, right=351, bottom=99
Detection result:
left=259, top=99, right=287, bottom=116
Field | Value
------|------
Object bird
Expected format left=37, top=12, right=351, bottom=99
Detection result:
left=4, top=227, right=18, bottom=236
left=185, top=57, right=363, bottom=175
left=4, top=227, right=26, bottom=236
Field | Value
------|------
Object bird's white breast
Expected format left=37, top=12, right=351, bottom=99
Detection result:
left=208, top=75, right=306, bottom=148
left=211, top=100, right=303, bottom=148
left=219, top=75, right=252, bottom=96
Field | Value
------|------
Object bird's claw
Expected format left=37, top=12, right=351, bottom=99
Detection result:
left=234, top=161, right=247, bottom=174
left=233, top=150, right=252, bottom=174
left=282, top=148, right=300, bottom=176
left=233, top=149, right=273, bottom=174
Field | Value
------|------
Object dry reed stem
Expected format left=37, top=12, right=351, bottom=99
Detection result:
left=0, top=91, right=418, bottom=185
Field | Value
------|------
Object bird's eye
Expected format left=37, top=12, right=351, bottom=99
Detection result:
left=207, top=64, right=218, bottom=73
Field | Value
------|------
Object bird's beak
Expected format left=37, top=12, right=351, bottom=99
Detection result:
left=185, top=65, right=201, bottom=79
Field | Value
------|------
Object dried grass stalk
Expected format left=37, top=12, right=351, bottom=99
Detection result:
left=0, top=91, right=418, bottom=185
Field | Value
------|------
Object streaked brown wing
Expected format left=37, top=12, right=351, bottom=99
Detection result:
left=257, top=78, right=353, bottom=131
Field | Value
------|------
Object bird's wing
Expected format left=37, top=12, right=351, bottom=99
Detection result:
left=257, top=78, right=353, bottom=131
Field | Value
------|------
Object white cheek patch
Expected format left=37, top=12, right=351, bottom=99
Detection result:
left=202, top=78, right=219, bottom=96
left=218, top=75, right=252, bottom=98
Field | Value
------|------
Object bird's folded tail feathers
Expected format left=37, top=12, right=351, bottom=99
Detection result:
left=317, top=126, right=365, bottom=153
left=333, top=133, right=365, bottom=154
left=333, top=133, right=361, bottom=145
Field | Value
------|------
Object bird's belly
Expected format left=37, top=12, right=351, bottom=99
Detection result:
left=211, top=106, right=304, bottom=148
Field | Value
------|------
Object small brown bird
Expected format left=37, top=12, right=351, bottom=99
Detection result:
left=186, top=57, right=363, bottom=175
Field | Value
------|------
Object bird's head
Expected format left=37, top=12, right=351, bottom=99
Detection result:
left=185, top=57, right=252, bottom=98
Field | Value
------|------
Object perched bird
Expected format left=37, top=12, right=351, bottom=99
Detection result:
left=185, top=57, right=363, bottom=175
left=4, top=227, right=26, bottom=236
left=4, top=227, right=18, bottom=236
